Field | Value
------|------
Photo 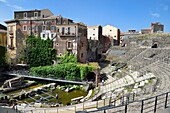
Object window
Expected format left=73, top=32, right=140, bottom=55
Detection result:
left=57, top=28, right=60, bottom=33
left=23, top=25, right=27, bottom=31
left=110, top=30, right=112, bottom=32
left=42, top=25, right=46, bottom=30
left=23, top=12, right=27, bottom=18
left=45, top=21, right=48, bottom=24
left=93, top=34, right=95, bottom=36
left=51, top=34, right=54, bottom=38
left=52, top=20, right=55, bottom=24
left=81, top=53, right=83, bottom=58
left=9, top=26, right=13, bottom=32
left=68, top=27, right=70, bottom=34
left=34, top=12, right=38, bottom=18
left=34, top=26, right=38, bottom=31
left=16, top=15, right=19, bottom=19
left=93, top=28, right=95, bottom=30
left=51, top=25, right=55, bottom=30
left=62, top=27, right=65, bottom=34
left=42, top=34, right=45, bottom=38
left=67, top=42, right=72, bottom=48
left=10, top=37, right=14, bottom=49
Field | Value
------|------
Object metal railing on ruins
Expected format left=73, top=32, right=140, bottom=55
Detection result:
left=84, top=91, right=170, bottom=113
left=17, top=90, right=170, bottom=113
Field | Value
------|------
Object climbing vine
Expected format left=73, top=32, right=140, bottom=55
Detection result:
left=26, top=35, right=56, bottom=67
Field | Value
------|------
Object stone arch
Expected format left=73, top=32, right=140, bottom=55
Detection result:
left=86, top=72, right=96, bottom=82
left=151, top=42, right=159, bottom=48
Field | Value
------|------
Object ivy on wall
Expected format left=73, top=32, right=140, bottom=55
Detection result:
left=26, top=35, right=56, bottom=67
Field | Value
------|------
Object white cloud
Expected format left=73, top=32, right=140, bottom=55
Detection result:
left=6, top=4, right=23, bottom=10
left=0, top=0, right=7, bottom=3
left=150, top=13, right=160, bottom=18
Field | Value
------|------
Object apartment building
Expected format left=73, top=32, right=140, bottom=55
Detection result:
left=102, top=25, right=120, bottom=46
left=87, top=25, right=102, bottom=61
left=54, top=21, right=87, bottom=63
left=5, top=9, right=88, bottom=64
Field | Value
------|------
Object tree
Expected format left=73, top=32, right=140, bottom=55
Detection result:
left=26, top=35, right=56, bottom=67
left=59, top=51, right=78, bottom=64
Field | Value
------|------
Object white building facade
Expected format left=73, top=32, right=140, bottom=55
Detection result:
left=87, top=25, right=102, bottom=61
left=102, top=25, right=120, bottom=46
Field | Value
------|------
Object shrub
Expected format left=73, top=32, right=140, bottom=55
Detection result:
left=30, top=63, right=96, bottom=80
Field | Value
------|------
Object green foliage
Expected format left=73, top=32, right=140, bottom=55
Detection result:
left=59, top=51, right=78, bottom=64
left=30, top=63, right=96, bottom=80
left=31, top=63, right=80, bottom=80
left=18, top=48, right=27, bottom=63
left=79, top=65, right=94, bottom=79
left=26, top=35, right=56, bottom=67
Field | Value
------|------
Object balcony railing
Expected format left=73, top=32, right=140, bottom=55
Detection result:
left=60, top=33, right=76, bottom=36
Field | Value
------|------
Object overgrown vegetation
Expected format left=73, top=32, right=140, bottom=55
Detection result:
left=58, top=51, right=78, bottom=64
left=26, top=35, right=56, bottom=67
left=24, top=35, right=98, bottom=81
left=30, top=52, right=97, bottom=80
left=31, top=63, right=96, bottom=80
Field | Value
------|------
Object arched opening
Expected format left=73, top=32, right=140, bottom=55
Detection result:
left=151, top=43, right=158, bottom=48
left=86, top=72, right=96, bottom=82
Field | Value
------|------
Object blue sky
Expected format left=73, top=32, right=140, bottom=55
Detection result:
left=0, top=0, right=170, bottom=32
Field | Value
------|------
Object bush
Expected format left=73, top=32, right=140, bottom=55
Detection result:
left=31, top=63, right=80, bottom=80
left=59, top=51, right=78, bottom=64
left=30, top=63, right=96, bottom=80
left=79, top=65, right=94, bottom=80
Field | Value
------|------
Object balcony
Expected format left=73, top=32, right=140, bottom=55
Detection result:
left=60, top=33, right=76, bottom=37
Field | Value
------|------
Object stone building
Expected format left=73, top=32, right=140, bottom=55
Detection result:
left=87, top=25, right=102, bottom=61
left=102, top=25, right=120, bottom=46
left=5, top=9, right=88, bottom=64
left=141, top=22, right=164, bottom=34
left=54, top=21, right=88, bottom=63
left=151, top=22, right=164, bottom=33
